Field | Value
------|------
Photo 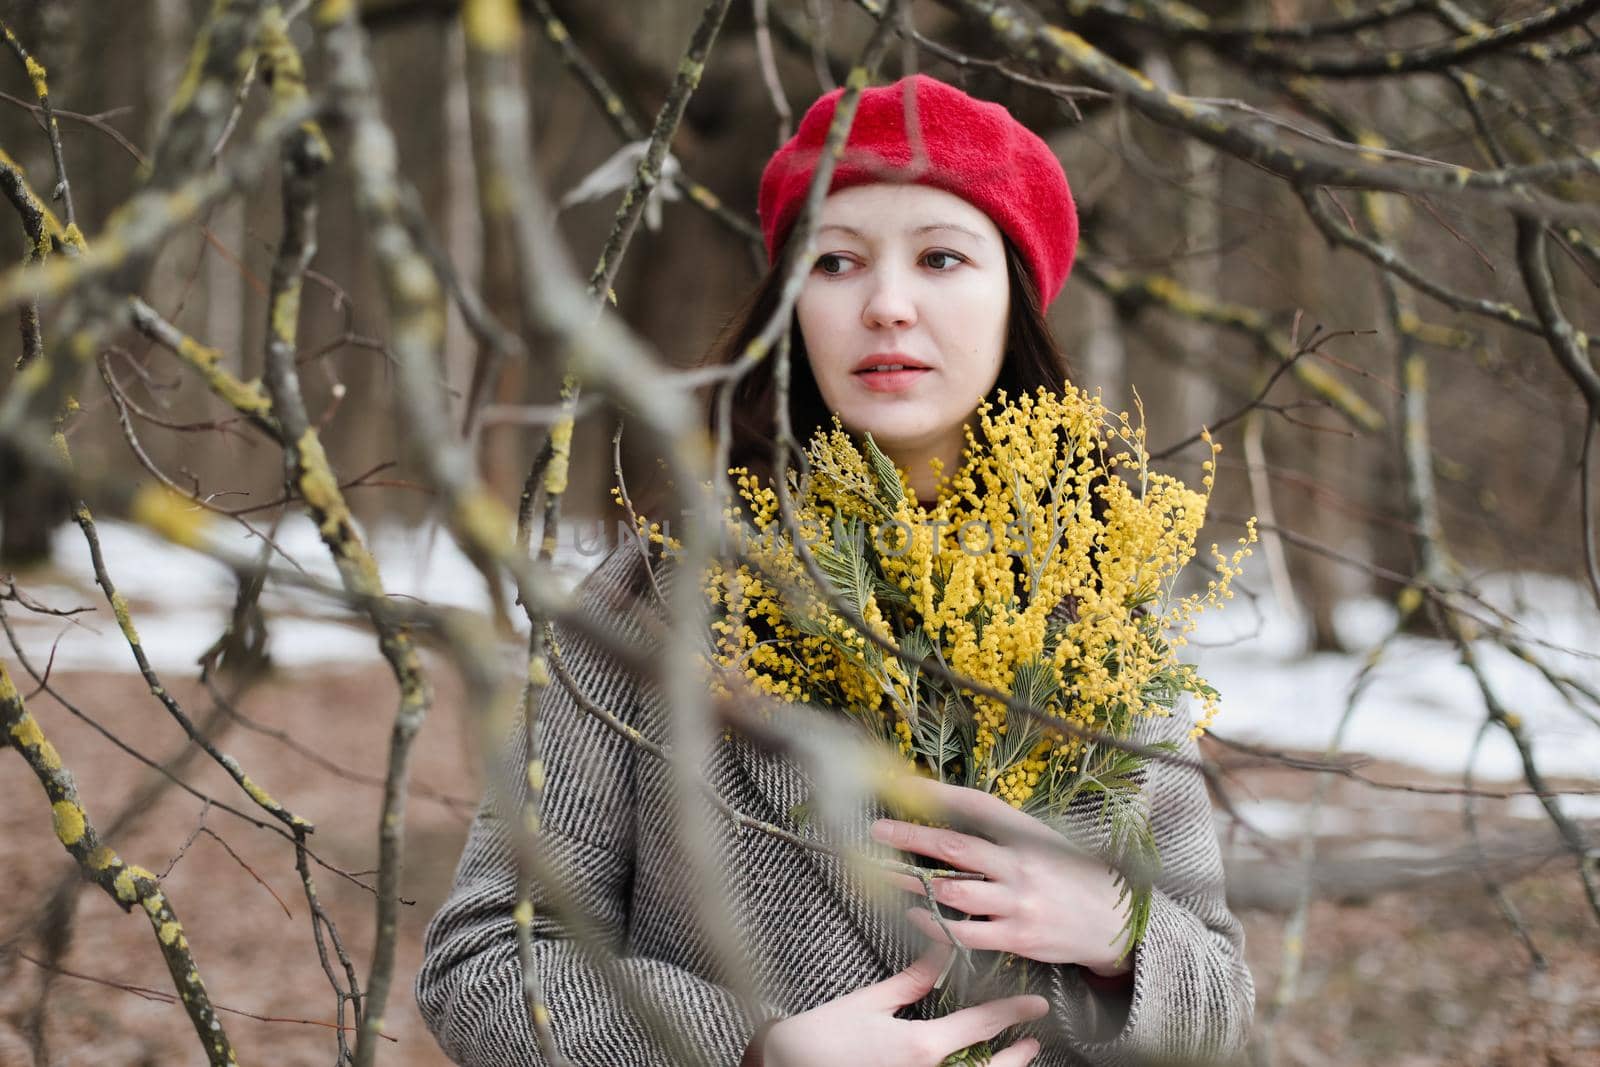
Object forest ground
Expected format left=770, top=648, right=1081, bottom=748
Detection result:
left=1, top=659, right=1595, bottom=1067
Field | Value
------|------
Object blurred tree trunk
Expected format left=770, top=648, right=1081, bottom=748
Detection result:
left=1172, top=47, right=1220, bottom=439
left=0, top=0, right=72, bottom=566
left=0, top=447, right=69, bottom=566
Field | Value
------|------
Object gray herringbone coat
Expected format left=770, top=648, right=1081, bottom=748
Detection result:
left=416, top=544, right=1254, bottom=1066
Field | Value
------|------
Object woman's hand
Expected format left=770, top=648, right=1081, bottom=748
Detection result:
left=758, top=945, right=1046, bottom=1067
left=873, top=777, right=1134, bottom=978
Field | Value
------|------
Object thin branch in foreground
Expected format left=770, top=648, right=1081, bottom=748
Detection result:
left=0, top=662, right=239, bottom=1067
left=10, top=950, right=398, bottom=1040
left=0, top=17, right=77, bottom=229
left=1462, top=718, right=1547, bottom=970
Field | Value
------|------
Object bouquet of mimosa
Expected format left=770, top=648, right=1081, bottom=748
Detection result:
left=632, top=386, right=1254, bottom=1059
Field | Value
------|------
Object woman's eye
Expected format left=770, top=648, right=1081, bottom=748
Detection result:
left=923, top=251, right=963, bottom=270
left=815, top=253, right=849, bottom=275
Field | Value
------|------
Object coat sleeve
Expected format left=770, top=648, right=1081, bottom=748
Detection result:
left=1042, top=710, right=1256, bottom=1065
left=414, top=546, right=762, bottom=1067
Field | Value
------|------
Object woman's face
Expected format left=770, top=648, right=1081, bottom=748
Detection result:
left=796, top=183, right=1010, bottom=476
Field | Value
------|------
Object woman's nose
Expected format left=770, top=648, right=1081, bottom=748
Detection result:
left=861, top=269, right=917, bottom=329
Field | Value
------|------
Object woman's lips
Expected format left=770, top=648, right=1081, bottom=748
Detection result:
left=853, top=367, right=931, bottom=393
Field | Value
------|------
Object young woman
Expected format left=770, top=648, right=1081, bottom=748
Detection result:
left=417, top=74, right=1255, bottom=1067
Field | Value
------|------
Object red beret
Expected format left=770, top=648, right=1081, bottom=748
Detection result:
left=758, top=74, right=1077, bottom=305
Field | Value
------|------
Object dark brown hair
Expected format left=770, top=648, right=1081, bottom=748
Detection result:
left=698, top=237, right=1075, bottom=492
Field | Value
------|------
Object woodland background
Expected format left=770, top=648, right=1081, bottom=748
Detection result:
left=0, top=0, right=1596, bottom=1064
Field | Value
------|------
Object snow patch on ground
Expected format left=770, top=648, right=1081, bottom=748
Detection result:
left=10, top=521, right=1598, bottom=783
left=1187, top=566, right=1600, bottom=781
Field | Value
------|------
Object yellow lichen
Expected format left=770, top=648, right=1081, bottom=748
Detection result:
left=36, top=735, right=63, bottom=772
left=270, top=285, right=301, bottom=346
left=687, top=184, right=721, bottom=211
left=165, top=4, right=215, bottom=114
left=481, top=172, right=513, bottom=216
left=109, top=592, right=141, bottom=646
left=158, top=920, right=182, bottom=946
left=294, top=430, right=353, bottom=539
left=289, top=450, right=386, bottom=599
left=52, top=800, right=86, bottom=846
left=542, top=418, right=573, bottom=495
left=464, top=0, right=522, bottom=51
left=7, top=711, right=65, bottom=773
left=239, top=774, right=278, bottom=812
left=6, top=711, right=44, bottom=753
left=1404, top=354, right=1426, bottom=392
left=14, top=355, right=49, bottom=393
left=453, top=491, right=516, bottom=558
left=25, top=56, right=48, bottom=99
left=392, top=253, right=439, bottom=306
left=315, top=0, right=353, bottom=26
left=88, top=844, right=118, bottom=871
left=177, top=335, right=222, bottom=369
left=131, top=483, right=210, bottom=549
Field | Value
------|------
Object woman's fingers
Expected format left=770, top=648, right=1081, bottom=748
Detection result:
left=986, top=1037, right=1043, bottom=1067
left=928, top=994, right=1050, bottom=1054
left=904, top=902, right=1012, bottom=952
left=864, top=942, right=953, bottom=1010
left=887, top=871, right=1009, bottom=917
left=890, top=775, right=1053, bottom=842
left=871, top=818, right=1006, bottom=875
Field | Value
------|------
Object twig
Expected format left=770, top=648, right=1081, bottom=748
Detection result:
left=0, top=663, right=240, bottom=1066
left=0, top=19, right=76, bottom=228
left=526, top=0, right=763, bottom=255
left=1462, top=718, right=1547, bottom=969
left=586, top=0, right=734, bottom=303
left=1584, top=417, right=1600, bottom=610
left=752, top=0, right=794, bottom=143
